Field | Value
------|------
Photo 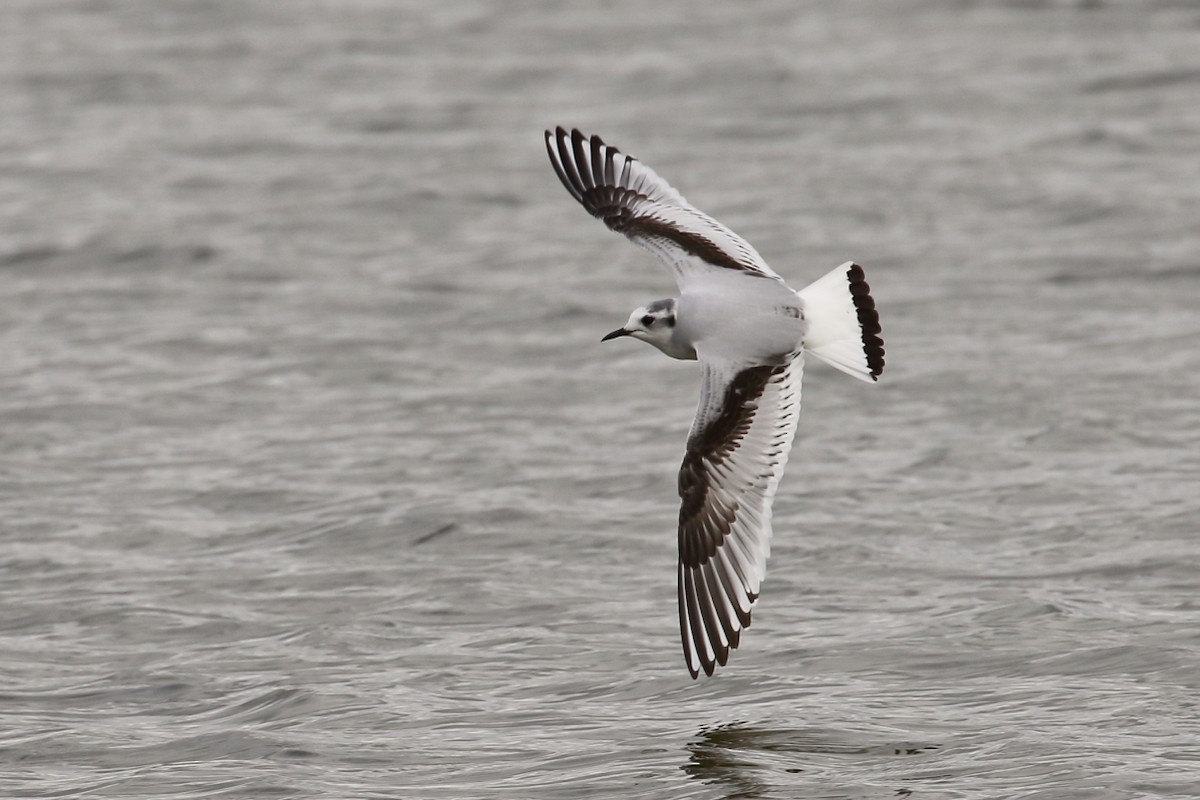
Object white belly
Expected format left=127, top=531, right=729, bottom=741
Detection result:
left=677, top=275, right=807, bottom=364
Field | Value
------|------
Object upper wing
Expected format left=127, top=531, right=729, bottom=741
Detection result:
left=544, top=127, right=784, bottom=288
left=676, top=355, right=803, bottom=678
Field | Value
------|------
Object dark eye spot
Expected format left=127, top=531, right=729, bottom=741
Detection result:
left=664, top=316, right=676, bottom=328
left=640, top=315, right=654, bottom=327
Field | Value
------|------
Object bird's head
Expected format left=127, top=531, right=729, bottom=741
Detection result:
left=602, top=298, right=693, bottom=359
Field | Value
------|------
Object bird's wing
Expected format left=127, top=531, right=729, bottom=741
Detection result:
left=676, top=354, right=803, bottom=678
left=544, top=127, right=784, bottom=289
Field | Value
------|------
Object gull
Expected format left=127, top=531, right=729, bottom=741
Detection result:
left=544, top=127, right=885, bottom=678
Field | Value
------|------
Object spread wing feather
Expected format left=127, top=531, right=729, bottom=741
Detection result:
left=676, top=356, right=803, bottom=678
left=544, top=127, right=783, bottom=288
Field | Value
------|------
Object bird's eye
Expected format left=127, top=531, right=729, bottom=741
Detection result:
left=640, top=315, right=654, bottom=327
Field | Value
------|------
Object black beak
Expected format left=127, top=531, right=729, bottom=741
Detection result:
left=601, top=328, right=631, bottom=342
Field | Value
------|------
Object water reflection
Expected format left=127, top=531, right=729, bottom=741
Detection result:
left=682, top=722, right=938, bottom=798
left=682, top=723, right=801, bottom=799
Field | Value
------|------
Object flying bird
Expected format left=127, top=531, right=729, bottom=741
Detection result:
left=544, top=127, right=884, bottom=678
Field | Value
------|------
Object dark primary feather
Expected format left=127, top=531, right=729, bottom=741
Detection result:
left=676, top=363, right=791, bottom=677
left=544, top=127, right=773, bottom=278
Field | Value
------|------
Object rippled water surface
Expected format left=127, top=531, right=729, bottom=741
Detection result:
left=3, top=1, right=1200, bottom=798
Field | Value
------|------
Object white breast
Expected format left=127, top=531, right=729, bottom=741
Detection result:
left=677, top=274, right=806, bottom=365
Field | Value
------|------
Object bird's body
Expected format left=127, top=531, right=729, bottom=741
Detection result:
left=678, top=275, right=806, bottom=364
left=544, top=127, right=884, bottom=678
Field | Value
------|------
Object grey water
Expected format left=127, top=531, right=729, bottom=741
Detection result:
left=3, top=1, right=1200, bottom=797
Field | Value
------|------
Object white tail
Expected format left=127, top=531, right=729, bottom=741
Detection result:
left=796, top=261, right=885, bottom=383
